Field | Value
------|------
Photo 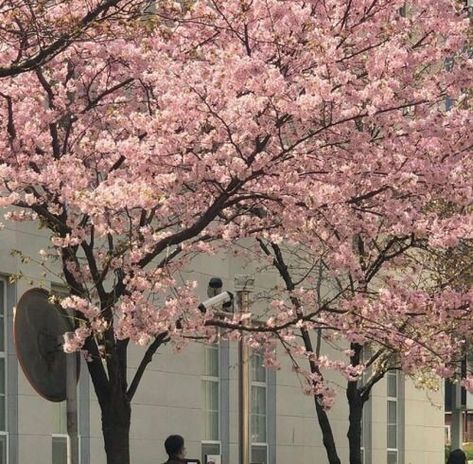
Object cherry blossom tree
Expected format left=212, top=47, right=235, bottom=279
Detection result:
left=0, top=0, right=472, bottom=463
left=248, top=234, right=472, bottom=464
left=0, top=0, right=153, bottom=78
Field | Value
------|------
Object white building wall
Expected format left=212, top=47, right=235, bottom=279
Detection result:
left=403, top=380, right=444, bottom=464
left=0, top=219, right=446, bottom=464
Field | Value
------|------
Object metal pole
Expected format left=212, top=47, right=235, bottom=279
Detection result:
left=451, top=381, right=463, bottom=450
left=235, top=275, right=254, bottom=464
left=238, top=291, right=250, bottom=464
left=65, top=333, right=80, bottom=464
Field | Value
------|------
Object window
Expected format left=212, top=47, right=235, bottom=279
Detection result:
left=52, top=400, right=68, bottom=464
left=52, top=435, right=68, bottom=464
left=202, top=344, right=220, bottom=462
left=0, top=280, right=7, bottom=464
left=445, top=425, right=451, bottom=444
left=251, top=352, right=267, bottom=464
left=387, top=371, right=398, bottom=464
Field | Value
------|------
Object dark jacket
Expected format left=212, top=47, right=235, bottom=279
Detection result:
left=163, top=459, right=201, bottom=464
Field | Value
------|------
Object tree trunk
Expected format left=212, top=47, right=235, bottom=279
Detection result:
left=347, top=394, right=363, bottom=464
left=101, top=393, right=131, bottom=464
left=314, top=399, right=342, bottom=464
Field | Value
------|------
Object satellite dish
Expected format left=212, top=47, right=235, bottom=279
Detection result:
left=14, top=287, right=80, bottom=402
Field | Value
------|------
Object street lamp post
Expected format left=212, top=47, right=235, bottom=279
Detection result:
left=64, top=333, right=79, bottom=464
left=451, top=356, right=467, bottom=450
left=451, top=381, right=463, bottom=449
left=235, top=275, right=254, bottom=464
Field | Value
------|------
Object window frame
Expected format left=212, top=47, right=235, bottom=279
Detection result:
left=201, top=343, right=221, bottom=446
left=250, top=352, right=268, bottom=463
left=0, top=278, right=8, bottom=464
left=386, top=370, right=399, bottom=464
left=251, top=443, right=268, bottom=464
left=52, top=433, right=70, bottom=464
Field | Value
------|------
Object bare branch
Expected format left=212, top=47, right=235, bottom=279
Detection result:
left=127, top=332, right=169, bottom=400
left=0, top=0, right=131, bottom=78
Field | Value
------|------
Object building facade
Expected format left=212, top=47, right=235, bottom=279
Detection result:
left=0, top=221, right=446, bottom=464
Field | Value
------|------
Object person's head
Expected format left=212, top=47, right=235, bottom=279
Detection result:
left=164, top=434, right=186, bottom=459
left=448, top=448, right=466, bottom=464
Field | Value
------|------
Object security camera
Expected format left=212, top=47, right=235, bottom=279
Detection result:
left=207, top=277, right=223, bottom=297
left=198, top=291, right=234, bottom=313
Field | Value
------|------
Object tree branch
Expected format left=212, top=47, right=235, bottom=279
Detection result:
left=0, top=0, right=128, bottom=78
left=127, top=332, right=169, bottom=400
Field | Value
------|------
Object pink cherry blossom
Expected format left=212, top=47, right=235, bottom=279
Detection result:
left=1, top=1, right=472, bottom=462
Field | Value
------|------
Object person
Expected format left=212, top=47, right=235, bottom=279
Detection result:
left=163, top=434, right=187, bottom=463
left=447, top=448, right=467, bottom=464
